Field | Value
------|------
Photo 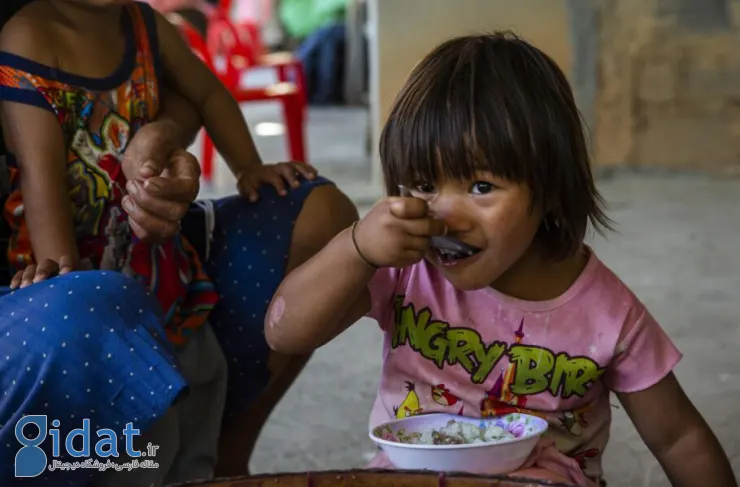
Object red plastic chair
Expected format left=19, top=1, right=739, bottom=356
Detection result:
left=206, top=1, right=308, bottom=110
left=174, top=16, right=307, bottom=182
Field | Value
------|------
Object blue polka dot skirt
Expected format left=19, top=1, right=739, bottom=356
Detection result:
left=183, top=177, right=333, bottom=417
left=0, top=177, right=333, bottom=485
left=0, top=271, right=188, bottom=485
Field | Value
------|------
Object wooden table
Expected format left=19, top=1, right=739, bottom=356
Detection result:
left=168, top=470, right=576, bottom=487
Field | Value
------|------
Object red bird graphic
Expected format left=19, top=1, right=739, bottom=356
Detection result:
left=431, top=384, right=459, bottom=407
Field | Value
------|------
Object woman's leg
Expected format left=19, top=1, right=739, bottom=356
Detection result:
left=180, top=178, right=358, bottom=476
left=0, top=271, right=188, bottom=486
left=221, top=183, right=357, bottom=476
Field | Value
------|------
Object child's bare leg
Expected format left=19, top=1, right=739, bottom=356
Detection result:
left=214, top=185, right=359, bottom=476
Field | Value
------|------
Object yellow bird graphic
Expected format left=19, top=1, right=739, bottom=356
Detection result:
left=393, top=381, right=423, bottom=419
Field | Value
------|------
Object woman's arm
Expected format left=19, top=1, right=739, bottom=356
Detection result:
left=618, top=373, right=737, bottom=487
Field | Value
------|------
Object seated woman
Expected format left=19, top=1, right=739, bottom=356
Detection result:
left=0, top=2, right=358, bottom=485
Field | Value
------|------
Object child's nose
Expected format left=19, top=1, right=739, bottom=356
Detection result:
left=428, top=196, right=473, bottom=232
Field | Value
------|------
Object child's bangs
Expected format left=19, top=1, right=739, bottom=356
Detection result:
left=379, top=41, right=531, bottom=195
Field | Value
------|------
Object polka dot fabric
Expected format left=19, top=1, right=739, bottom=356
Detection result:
left=0, top=271, right=188, bottom=485
left=0, top=177, right=333, bottom=484
left=180, top=177, right=333, bottom=417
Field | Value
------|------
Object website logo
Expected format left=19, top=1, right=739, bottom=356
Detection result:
left=15, top=416, right=159, bottom=477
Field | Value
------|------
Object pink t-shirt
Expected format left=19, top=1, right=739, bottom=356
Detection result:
left=365, top=249, right=681, bottom=486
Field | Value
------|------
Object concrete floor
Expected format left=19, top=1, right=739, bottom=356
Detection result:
left=193, top=88, right=740, bottom=486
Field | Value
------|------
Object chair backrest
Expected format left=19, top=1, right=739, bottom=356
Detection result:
left=172, top=14, right=248, bottom=94
left=207, top=4, right=266, bottom=62
left=219, top=0, right=233, bottom=13
left=206, top=16, right=255, bottom=90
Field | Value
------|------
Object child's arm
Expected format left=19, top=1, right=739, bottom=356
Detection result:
left=264, top=223, right=375, bottom=355
left=152, top=13, right=261, bottom=176
left=155, top=88, right=204, bottom=148
left=264, top=197, right=446, bottom=355
left=153, top=11, right=318, bottom=201
left=618, top=374, right=736, bottom=486
left=604, top=303, right=736, bottom=486
left=0, top=17, right=81, bottom=269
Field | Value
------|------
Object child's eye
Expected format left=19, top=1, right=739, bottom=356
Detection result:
left=413, top=182, right=437, bottom=194
left=470, top=181, right=495, bottom=195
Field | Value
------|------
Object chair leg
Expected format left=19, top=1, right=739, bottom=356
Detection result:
left=293, top=62, right=309, bottom=113
left=276, top=64, right=288, bottom=83
left=201, top=130, right=215, bottom=182
left=278, top=62, right=308, bottom=113
left=282, top=95, right=306, bottom=163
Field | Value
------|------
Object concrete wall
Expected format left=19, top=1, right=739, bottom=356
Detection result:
left=591, top=0, right=740, bottom=175
left=367, top=0, right=740, bottom=189
left=366, top=0, right=572, bottom=192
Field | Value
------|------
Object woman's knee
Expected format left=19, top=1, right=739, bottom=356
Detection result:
left=1, top=270, right=163, bottom=338
left=286, top=184, right=358, bottom=272
left=3, top=268, right=144, bottom=315
left=0, top=270, right=185, bottom=474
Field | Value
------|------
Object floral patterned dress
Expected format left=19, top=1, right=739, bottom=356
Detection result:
left=0, top=2, right=218, bottom=346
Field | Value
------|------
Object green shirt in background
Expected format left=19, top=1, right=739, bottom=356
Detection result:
left=279, top=0, right=350, bottom=39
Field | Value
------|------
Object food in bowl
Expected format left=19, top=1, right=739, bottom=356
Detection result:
left=369, top=413, right=549, bottom=475
left=386, top=419, right=515, bottom=445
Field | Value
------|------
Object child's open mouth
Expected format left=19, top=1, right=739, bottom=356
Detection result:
left=433, top=240, right=482, bottom=266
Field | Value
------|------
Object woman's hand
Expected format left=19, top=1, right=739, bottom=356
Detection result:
left=236, top=162, right=319, bottom=202
left=122, top=121, right=201, bottom=244
left=10, top=256, right=75, bottom=289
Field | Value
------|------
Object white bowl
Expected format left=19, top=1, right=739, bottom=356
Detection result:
left=369, top=413, right=548, bottom=475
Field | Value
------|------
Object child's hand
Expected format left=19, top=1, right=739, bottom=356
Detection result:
left=352, top=197, right=446, bottom=268
left=236, top=162, right=318, bottom=202
left=10, top=256, right=75, bottom=290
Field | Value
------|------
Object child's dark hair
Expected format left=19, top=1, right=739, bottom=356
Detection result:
left=379, top=31, right=612, bottom=259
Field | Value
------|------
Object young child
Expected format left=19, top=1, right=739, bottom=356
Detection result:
left=264, top=33, right=737, bottom=487
left=0, top=0, right=315, bottom=484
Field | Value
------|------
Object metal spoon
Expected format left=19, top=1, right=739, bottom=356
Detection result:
left=397, top=186, right=479, bottom=255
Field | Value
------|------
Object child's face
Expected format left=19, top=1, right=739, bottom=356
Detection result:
left=408, top=172, right=543, bottom=291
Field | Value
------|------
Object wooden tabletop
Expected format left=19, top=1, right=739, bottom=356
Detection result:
left=167, top=469, right=576, bottom=487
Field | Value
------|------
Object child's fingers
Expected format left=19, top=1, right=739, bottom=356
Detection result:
left=388, top=197, right=428, bottom=219
left=292, top=162, right=318, bottom=180
left=404, top=218, right=447, bottom=238
left=237, top=178, right=260, bottom=203
left=32, top=259, right=60, bottom=284
left=57, top=256, right=75, bottom=276
left=20, top=265, right=37, bottom=288
left=264, top=171, right=288, bottom=197
left=401, top=235, right=432, bottom=253
left=274, top=164, right=301, bottom=188
left=9, top=270, right=23, bottom=290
